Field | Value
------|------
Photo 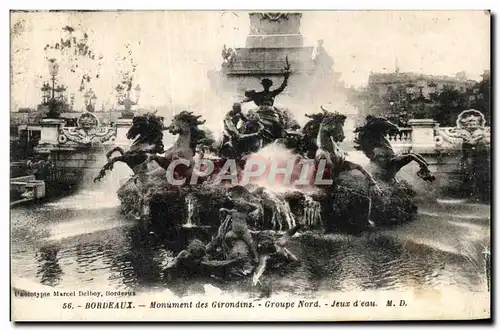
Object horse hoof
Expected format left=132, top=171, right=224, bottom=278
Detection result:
left=422, top=174, right=436, bottom=182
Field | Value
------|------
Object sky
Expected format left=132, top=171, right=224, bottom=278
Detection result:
left=10, top=10, right=490, bottom=111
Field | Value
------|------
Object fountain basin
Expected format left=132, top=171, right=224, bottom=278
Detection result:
left=116, top=172, right=419, bottom=236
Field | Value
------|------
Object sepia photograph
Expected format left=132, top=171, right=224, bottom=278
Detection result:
left=9, top=9, right=491, bottom=322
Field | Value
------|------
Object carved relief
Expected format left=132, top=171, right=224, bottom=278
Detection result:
left=435, top=127, right=468, bottom=150
left=456, top=109, right=490, bottom=146
left=59, top=112, right=116, bottom=145
left=259, top=13, right=291, bottom=21
left=435, top=109, right=490, bottom=151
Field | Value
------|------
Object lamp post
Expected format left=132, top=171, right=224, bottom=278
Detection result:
left=48, top=59, right=59, bottom=100
left=91, top=93, right=97, bottom=112
left=134, top=84, right=142, bottom=104
left=46, top=59, right=60, bottom=118
left=84, top=89, right=97, bottom=112
left=119, top=84, right=141, bottom=119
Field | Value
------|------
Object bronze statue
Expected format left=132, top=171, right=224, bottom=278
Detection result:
left=354, top=115, right=436, bottom=183
left=221, top=103, right=247, bottom=153
left=93, top=112, right=165, bottom=182
left=240, top=57, right=292, bottom=145
left=220, top=106, right=264, bottom=160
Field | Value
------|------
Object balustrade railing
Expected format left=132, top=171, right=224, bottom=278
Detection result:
left=386, top=128, right=412, bottom=144
left=385, top=127, right=412, bottom=153
left=379, top=125, right=491, bottom=154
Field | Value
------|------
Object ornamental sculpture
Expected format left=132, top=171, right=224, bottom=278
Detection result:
left=259, top=13, right=291, bottom=21
left=221, top=44, right=236, bottom=68
left=435, top=109, right=490, bottom=151
left=58, top=112, right=116, bottom=145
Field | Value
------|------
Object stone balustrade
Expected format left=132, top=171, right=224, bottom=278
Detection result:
left=31, top=112, right=129, bottom=187
left=386, top=127, right=413, bottom=154
left=386, top=121, right=491, bottom=155
left=37, top=113, right=118, bottom=151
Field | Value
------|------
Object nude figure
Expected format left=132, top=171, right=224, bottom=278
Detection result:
left=221, top=199, right=260, bottom=263
left=252, top=224, right=302, bottom=286
left=217, top=194, right=261, bottom=264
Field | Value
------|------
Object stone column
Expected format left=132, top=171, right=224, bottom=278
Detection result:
left=115, top=119, right=133, bottom=148
left=408, top=119, right=437, bottom=154
left=38, top=119, right=65, bottom=145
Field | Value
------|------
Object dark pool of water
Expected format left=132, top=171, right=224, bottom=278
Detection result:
left=10, top=187, right=490, bottom=297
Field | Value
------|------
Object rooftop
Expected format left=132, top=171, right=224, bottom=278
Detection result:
left=368, top=71, right=477, bottom=85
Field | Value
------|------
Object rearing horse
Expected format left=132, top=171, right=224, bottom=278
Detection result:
left=354, top=115, right=436, bottom=183
left=300, top=107, right=382, bottom=227
left=142, top=111, right=210, bottom=178
left=93, top=112, right=165, bottom=182
left=302, top=107, right=381, bottom=191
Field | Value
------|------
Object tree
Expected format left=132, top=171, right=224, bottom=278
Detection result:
left=428, top=85, right=467, bottom=126
left=468, top=73, right=491, bottom=125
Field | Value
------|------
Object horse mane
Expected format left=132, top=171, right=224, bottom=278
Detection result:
left=173, top=111, right=209, bottom=151
left=301, top=108, right=346, bottom=157
left=131, top=112, right=165, bottom=153
left=353, top=115, right=389, bottom=158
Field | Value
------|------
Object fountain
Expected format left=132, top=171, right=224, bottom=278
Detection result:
left=183, top=193, right=198, bottom=228
left=303, top=194, right=322, bottom=227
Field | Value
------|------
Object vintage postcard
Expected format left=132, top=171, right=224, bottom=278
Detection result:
left=10, top=10, right=491, bottom=322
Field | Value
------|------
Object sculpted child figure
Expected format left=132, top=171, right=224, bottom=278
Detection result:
left=216, top=192, right=261, bottom=264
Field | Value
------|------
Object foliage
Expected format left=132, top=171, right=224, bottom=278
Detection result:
left=42, top=99, right=70, bottom=118
left=427, top=85, right=467, bottom=126
left=352, top=74, right=491, bottom=127
left=468, top=74, right=491, bottom=125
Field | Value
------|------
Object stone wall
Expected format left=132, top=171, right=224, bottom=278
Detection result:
left=225, top=47, right=315, bottom=76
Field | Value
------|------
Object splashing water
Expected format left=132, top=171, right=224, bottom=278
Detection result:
left=40, top=153, right=136, bottom=241
left=257, top=189, right=295, bottom=231
left=43, top=151, right=131, bottom=211
left=303, top=194, right=322, bottom=227
left=183, top=193, right=197, bottom=228
left=241, top=143, right=319, bottom=195
left=235, top=143, right=328, bottom=231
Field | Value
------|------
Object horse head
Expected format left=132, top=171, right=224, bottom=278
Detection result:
left=356, top=115, right=400, bottom=136
left=167, top=111, right=206, bottom=135
left=456, top=109, right=486, bottom=131
left=304, top=106, right=347, bottom=143
left=246, top=110, right=261, bottom=124
left=167, top=111, right=210, bottom=153
left=353, top=115, right=399, bottom=155
left=126, top=112, right=165, bottom=143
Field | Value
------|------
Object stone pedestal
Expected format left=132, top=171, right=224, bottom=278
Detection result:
left=212, top=12, right=318, bottom=102
left=408, top=119, right=437, bottom=154
left=38, top=119, right=65, bottom=145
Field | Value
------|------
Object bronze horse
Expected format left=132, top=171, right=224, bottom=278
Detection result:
left=354, top=115, right=436, bottom=183
left=141, top=111, right=213, bottom=180
left=93, top=112, right=165, bottom=182
left=300, top=107, right=381, bottom=191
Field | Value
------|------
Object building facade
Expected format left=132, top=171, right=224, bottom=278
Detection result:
left=356, top=70, right=479, bottom=126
